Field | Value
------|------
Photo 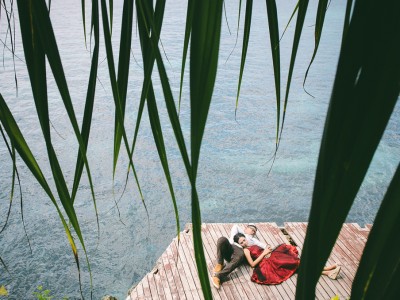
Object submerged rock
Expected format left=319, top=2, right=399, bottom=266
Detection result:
left=102, top=295, right=118, bottom=300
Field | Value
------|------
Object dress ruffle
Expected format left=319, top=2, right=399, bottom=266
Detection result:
left=249, top=244, right=300, bottom=285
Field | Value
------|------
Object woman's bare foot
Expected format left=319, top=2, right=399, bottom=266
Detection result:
left=325, top=266, right=341, bottom=280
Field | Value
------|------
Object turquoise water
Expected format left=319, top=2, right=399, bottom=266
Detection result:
left=0, top=0, right=398, bottom=299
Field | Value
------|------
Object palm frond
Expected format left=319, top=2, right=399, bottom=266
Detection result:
left=296, top=0, right=400, bottom=298
left=178, top=0, right=194, bottom=113
left=0, top=93, right=86, bottom=295
left=113, top=0, right=134, bottom=176
left=135, top=0, right=181, bottom=239
left=265, top=0, right=280, bottom=146
left=100, top=0, right=146, bottom=210
left=351, top=164, right=400, bottom=298
left=279, top=0, right=309, bottom=149
left=72, top=0, right=100, bottom=202
left=302, top=0, right=329, bottom=96
left=234, top=0, right=253, bottom=116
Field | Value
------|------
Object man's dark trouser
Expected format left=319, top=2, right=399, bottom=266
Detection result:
left=215, top=237, right=244, bottom=281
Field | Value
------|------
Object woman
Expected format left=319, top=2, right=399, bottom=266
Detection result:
left=233, top=233, right=341, bottom=285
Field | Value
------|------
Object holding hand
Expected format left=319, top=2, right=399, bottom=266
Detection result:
left=263, top=246, right=272, bottom=258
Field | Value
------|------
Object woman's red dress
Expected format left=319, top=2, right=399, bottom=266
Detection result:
left=248, top=244, right=300, bottom=285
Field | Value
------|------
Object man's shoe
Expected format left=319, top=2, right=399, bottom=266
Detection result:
left=213, top=263, right=223, bottom=273
left=212, top=276, right=221, bottom=289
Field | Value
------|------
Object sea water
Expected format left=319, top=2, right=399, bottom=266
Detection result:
left=0, top=0, right=398, bottom=299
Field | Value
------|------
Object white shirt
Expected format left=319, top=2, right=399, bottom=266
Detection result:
left=229, top=224, right=267, bottom=249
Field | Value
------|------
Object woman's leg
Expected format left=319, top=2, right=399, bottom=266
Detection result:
left=323, top=264, right=337, bottom=271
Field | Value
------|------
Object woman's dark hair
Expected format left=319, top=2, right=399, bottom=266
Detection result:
left=233, top=233, right=245, bottom=244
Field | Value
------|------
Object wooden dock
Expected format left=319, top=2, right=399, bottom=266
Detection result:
left=126, top=222, right=371, bottom=299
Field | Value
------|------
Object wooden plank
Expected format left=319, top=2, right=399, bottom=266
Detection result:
left=338, top=224, right=366, bottom=260
left=165, top=240, right=193, bottom=300
left=351, top=223, right=371, bottom=240
left=136, top=281, right=145, bottom=300
left=180, top=228, right=206, bottom=300
left=152, top=259, right=169, bottom=300
left=345, top=224, right=369, bottom=254
left=172, top=237, right=199, bottom=299
left=147, top=274, right=160, bottom=300
left=127, top=284, right=139, bottom=300
left=157, top=253, right=174, bottom=300
left=160, top=247, right=179, bottom=299
left=171, top=238, right=197, bottom=300
left=142, top=275, right=153, bottom=299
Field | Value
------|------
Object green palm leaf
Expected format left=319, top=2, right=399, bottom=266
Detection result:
left=190, top=1, right=224, bottom=298
left=0, top=93, right=83, bottom=293
left=279, top=1, right=299, bottom=41
left=113, top=0, right=134, bottom=176
left=265, top=0, right=280, bottom=145
left=72, top=0, right=100, bottom=202
left=81, top=0, right=87, bottom=45
left=16, top=1, right=93, bottom=294
left=235, top=0, right=252, bottom=115
left=341, top=0, right=353, bottom=46
left=303, top=0, right=329, bottom=95
left=178, top=0, right=194, bottom=112
left=351, top=164, right=400, bottom=299
left=135, top=0, right=180, bottom=238
left=0, top=125, right=16, bottom=235
left=100, top=0, right=145, bottom=209
left=30, top=0, right=99, bottom=237
left=147, top=85, right=181, bottom=240
left=0, top=127, right=30, bottom=252
left=296, top=0, right=400, bottom=298
left=279, top=0, right=309, bottom=147
left=136, top=0, right=192, bottom=179
left=17, top=0, right=82, bottom=243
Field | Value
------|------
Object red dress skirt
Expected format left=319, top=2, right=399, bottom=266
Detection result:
left=248, top=244, right=300, bottom=285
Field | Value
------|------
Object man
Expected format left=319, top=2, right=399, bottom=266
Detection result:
left=230, top=224, right=266, bottom=249
left=211, top=224, right=267, bottom=289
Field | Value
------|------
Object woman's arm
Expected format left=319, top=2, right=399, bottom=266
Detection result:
left=244, top=247, right=271, bottom=268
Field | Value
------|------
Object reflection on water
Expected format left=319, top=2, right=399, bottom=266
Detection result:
left=0, top=0, right=398, bottom=298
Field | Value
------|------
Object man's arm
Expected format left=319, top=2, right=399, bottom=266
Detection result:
left=229, top=224, right=244, bottom=243
left=251, top=237, right=267, bottom=249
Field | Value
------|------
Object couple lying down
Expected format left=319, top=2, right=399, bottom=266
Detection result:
left=212, top=224, right=341, bottom=289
